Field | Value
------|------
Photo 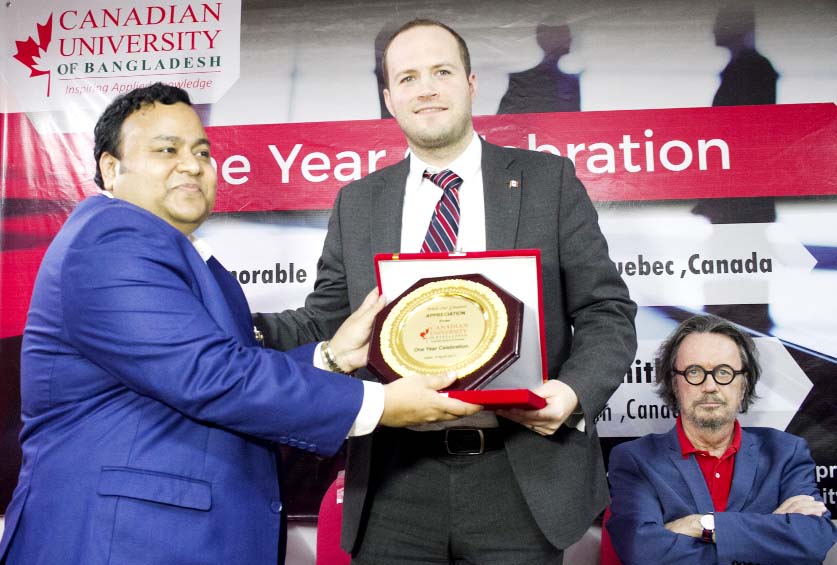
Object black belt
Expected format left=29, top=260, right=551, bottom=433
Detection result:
left=404, top=427, right=504, bottom=456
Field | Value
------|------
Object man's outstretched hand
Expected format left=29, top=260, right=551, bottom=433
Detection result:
left=329, top=288, right=386, bottom=372
left=380, top=372, right=482, bottom=427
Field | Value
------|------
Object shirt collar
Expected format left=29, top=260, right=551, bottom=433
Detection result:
left=98, top=190, right=213, bottom=262
left=407, top=132, right=482, bottom=189
left=189, top=236, right=214, bottom=262
left=677, top=416, right=742, bottom=459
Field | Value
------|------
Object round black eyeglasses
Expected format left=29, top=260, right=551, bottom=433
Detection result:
left=672, top=364, right=745, bottom=386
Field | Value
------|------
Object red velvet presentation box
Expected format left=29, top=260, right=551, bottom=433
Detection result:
left=371, top=250, right=548, bottom=410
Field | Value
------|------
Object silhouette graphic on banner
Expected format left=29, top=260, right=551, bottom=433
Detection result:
left=692, top=3, right=778, bottom=335
left=498, top=23, right=580, bottom=114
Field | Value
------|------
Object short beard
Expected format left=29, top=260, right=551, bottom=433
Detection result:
left=402, top=109, right=473, bottom=155
left=683, top=412, right=731, bottom=432
left=682, top=395, right=737, bottom=432
left=681, top=395, right=736, bottom=432
left=411, top=123, right=469, bottom=151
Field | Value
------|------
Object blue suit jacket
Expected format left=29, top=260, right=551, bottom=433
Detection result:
left=607, top=425, right=837, bottom=564
left=0, top=195, right=365, bottom=564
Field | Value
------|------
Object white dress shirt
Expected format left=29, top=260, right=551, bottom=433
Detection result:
left=400, top=134, right=499, bottom=429
left=401, top=133, right=486, bottom=254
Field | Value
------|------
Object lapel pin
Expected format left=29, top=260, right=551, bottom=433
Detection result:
left=508, top=179, right=520, bottom=189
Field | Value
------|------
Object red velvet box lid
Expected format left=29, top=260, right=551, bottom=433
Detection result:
left=448, top=389, right=546, bottom=410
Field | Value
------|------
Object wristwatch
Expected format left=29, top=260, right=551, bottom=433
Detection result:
left=699, top=513, right=715, bottom=543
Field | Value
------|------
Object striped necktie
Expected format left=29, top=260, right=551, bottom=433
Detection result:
left=421, top=169, right=462, bottom=253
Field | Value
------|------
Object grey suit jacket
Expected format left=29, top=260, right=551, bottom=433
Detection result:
left=256, top=140, right=637, bottom=553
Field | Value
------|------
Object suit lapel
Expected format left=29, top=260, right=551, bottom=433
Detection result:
left=370, top=158, right=409, bottom=254
left=726, top=428, right=759, bottom=511
left=481, top=141, right=522, bottom=250
left=182, top=242, right=254, bottom=346
left=206, top=256, right=257, bottom=345
left=664, top=427, right=716, bottom=514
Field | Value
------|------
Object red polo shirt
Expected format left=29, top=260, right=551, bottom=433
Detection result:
left=676, top=416, right=742, bottom=511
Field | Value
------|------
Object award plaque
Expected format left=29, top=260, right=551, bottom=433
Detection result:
left=368, top=273, right=523, bottom=391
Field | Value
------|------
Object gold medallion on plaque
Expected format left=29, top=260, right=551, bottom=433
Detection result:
left=368, top=273, right=523, bottom=390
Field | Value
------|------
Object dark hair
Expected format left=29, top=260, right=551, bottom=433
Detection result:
left=655, top=314, right=760, bottom=413
left=715, top=3, right=756, bottom=38
left=381, top=18, right=471, bottom=88
left=93, top=82, right=192, bottom=189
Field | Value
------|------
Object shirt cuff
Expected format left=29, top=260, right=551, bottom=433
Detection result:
left=565, top=409, right=585, bottom=432
left=312, top=343, right=384, bottom=436
left=348, top=381, right=384, bottom=437
left=313, top=342, right=327, bottom=370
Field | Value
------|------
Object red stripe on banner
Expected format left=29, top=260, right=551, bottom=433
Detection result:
left=204, top=103, right=837, bottom=211
left=2, top=104, right=835, bottom=216
left=2, top=113, right=96, bottom=202
left=0, top=248, right=46, bottom=339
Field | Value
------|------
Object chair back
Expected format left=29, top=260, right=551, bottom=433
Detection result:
left=600, top=506, right=622, bottom=565
left=316, top=471, right=351, bottom=565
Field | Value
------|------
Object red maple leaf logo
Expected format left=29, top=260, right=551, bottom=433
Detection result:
left=420, top=328, right=430, bottom=339
left=13, top=14, right=54, bottom=96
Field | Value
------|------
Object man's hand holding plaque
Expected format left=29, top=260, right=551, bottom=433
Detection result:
left=379, top=371, right=483, bottom=426
left=496, top=379, right=581, bottom=435
left=326, top=288, right=387, bottom=372
left=368, top=273, right=523, bottom=391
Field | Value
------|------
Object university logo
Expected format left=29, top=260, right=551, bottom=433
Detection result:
left=13, top=15, right=54, bottom=96
left=6, top=2, right=241, bottom=111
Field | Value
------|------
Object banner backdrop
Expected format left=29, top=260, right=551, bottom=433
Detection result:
left=2, top=0, right=836, bottom=519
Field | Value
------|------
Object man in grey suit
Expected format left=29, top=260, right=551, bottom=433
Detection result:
left=256, top=18, right=637, bottom=564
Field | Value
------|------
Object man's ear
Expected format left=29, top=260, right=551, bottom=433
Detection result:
left=383, top=88, right=394, bottom=117
left=99, top=152, right=118, bottom=190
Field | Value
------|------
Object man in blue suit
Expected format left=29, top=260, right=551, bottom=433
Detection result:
left=0, top=83, right=479, bottom=564
left=607, top=314, right=836, bottom=564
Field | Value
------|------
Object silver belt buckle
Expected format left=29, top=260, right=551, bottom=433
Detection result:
left=445, top=428, right=485, bottom=455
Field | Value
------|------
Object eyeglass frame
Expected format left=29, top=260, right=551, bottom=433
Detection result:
left=671, top=364, right=746, bottom=386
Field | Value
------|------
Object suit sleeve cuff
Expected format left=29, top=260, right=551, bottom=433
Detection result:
left=348, top=381, right=384, bottom=437
left=313, top=343, right=382, bottom=436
